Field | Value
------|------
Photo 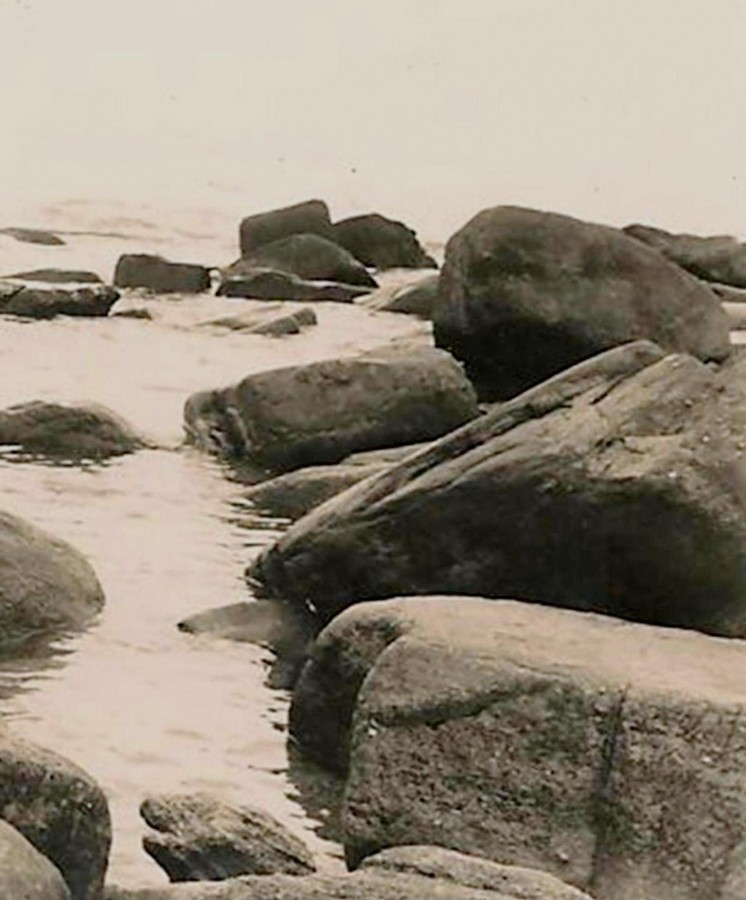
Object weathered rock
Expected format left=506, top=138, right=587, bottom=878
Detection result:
left=434, top=206, right=730, bottom=399
left=374, top=273, right=440, bottom=318
left=253, top=340, right=746, bottom=634
left=0, top=508, right=104, bottom=643
left=0, top=728, right=111, bottom=900
left=625, top=222, right=746, bottom=288
left=0, top=817, right=71, bottom=899
left=332, top=213, right=437, bottom=270
left=184, top=347, right=478, bottom=473
left=105, top=845, right=593, bottom=898
left=4, top=268, right=103, bottom=284
left=0, top=227, right=65, bottom=245
left=239, top=200, right=333, bottom=256
left=217, top=267, right=369, bottom=303
left=295, top=596, right=746, bottom=898
left=0, top=282, right=119, bottom=318
left=141, top=793, right=316, bottom=881
left=0, top=401, right=145, bottom=459
left=242, top=235, right=377, bottom=288
left=114, top=255, right=211, bottom=294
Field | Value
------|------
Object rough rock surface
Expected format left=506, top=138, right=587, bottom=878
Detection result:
left=0, top=400, right=145, bottom=459
left=114, top=255, right=211, bottom=294
left=241, top=235, right=377, bottom=288
left=294, top=596, right=746, bottom=899
left=0, top=727, right=111, bottom=900
left=332, top=213, right=437, bottom=270
left=4, top=268, right=103, bottom=284
left=0, top=282, right=119, bottom=318
left=217, top=267, right=370, bottom=303
left=0, top=817, right=71, bottom=899
left=0, top=227, right=65, bottom=245
left=625, top=222, right=746, bottom=288
left=433, top=206, right=730, bottom=399
left=239, top=200, right=333, bottom=256
left=141, top=793, right=315, bottom=881
left=184, top=347, right=478, bottom=473
left=253, top=340, right=746, bottom=634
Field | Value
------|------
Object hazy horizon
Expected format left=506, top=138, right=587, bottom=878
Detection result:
left=1, top=0, right=744, bottom=242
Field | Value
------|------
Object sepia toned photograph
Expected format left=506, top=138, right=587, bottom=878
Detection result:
left=0, top=1, right=744, bottom=897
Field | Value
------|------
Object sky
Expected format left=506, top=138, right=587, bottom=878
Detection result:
left=0, top=0, right=744, bottom=241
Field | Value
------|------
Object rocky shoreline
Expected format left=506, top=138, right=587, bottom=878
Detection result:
left=2, top=198, right=746, bottom=898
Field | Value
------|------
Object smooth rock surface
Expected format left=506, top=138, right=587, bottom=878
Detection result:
left=434, top=206, right=730, bottom=399
left=0, top=282, right=119, bottom=318
left=374, top=273, right=440, bottom=317
left=239, top=200, right=334, bottom=256
left=241, top=235, right=377, bottom=288
left=4, top=268, right=103, bottom=284
left=0, top=817, right=71, bottom=900
left=114, top=255, right=211, bottom=294
left=0, top=226, right=65, bottom=245
left=217, top=267, right=369, bottom=303
left=332, top=213, right=437, bottom=270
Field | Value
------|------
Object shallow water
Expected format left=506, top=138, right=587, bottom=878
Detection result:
left=0, top=217, right=431, bottom=886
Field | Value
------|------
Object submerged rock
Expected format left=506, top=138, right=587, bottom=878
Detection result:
left=239, top=200, right=334, bottom=256
left=0, top=226, right=65, bottom=245
left=0, top=282, right=119, bottom=318
left=241, top=235, right=377, bottom=288
left=4, top=268, right=103, bottom=284
left=434, top=206, right=730, bottom=399
left=0, top=818, right=70, bottom=900
left=0, top=400, right=145, bottom=459
left=114, top=255, right=211, bottom=294
left=217, top=266, right=369, bottom=303
left=332, top=213, right=437, bottom=270
left=184, top=347, right=478, bottom=473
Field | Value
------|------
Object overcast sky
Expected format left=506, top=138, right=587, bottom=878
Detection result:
left=1, top=0, right=744, bottom=239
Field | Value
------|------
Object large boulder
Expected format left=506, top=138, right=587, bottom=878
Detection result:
left=252, top=340, right=746, bottom=634
left=0, top=817, right=70, bottom=899
left=433, top=206, right=730, bottom=399
left=217, top=266, right=370, bottom=303
left=0, top=282, right=119, bottom=318
left=105, top=845, right=592, bottom=899
left=141, top=793, right=315, bottom=881
left=0, top=728, right=111, bottom=900
left=4, top=268, right=103, bottom=284
left=241, top=235, right=377, bottom=288
left=239, top=200, right=333, bottom=256
left=0, top=227, right=65, bottom=245
left=0, top=401, right=145, bottom=459
left=113, top=255, right=210, bottom=294
left=0, top=508, right=104, bottom=643
left=332, top=213, right=437, bottom=270
left=293, top=596, right=746, bottom=899
left=184, top=347, right=479, bottom=473
left=625, top=223, right=746, bottom=288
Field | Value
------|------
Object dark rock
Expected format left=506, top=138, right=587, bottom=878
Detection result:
left=111, top=307, right=154, bottom=320
left=253, top=339, right=746, bottom=634
left=0, top=727, right=111, bottom=900
left=217, top=267, right=370, bottom=303
left=0, top=508, right=104, bottom=644
left=341, top=442, right=431, bottom=466
left=0, top=401, right=145, bottom=459
left=249, top=307, right=317, bottom=337
left=434, top=206, right=730, bottom=400
left=184, top=347, right=479, bottom=473
left=0, top=817, right=70, bottom=899
left=242, top=235, right=377, bottom=288
left=140, top=793, right=316, bottom=881
left=4, top=268, right=103, bottom=284
left=625, top=222, right=746, bottom=288
left=332, top=213, right=437, bottom=270
left=0, top=227, right=65, bottom=245
left=0, top=283, right=119, bottom=318
left=114, top=255, right=210, bottom=294
left=370, top=273, right=440, bottom=318
left=239, top=200, right=333, bottom=256
left=295, top=597, right=746, bottom=899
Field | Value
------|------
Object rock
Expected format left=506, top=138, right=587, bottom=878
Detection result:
left=0, top=817, right=70, bottom=899
left=710, top=282, right=746, bottom=303
left=239, top=200, right=333, bottom=256
left=0, top=728, right=111, bottom=900
left=243, top=463, right=385, bottom=520
left=0, top=508, right=104, bottom=643
left=724, top=303, right=746, bottom=330
left=341, top=442, right=432, bottom=466
left=111, top=307, right=154, bottom=320
left=374, top=274, right=440, bottom=318
left=332, top=213, right=437, bottom=270
left=4, top=268, right=103, bottom=284
left=0, top=401, right=146, bottom=459
left=434, top=206, right=730, bottom=399
left=141, top=793, right=316, bottom=881
left=0, top=227, right=65, bottom=245
left=113, top=255, right=211, bottom=294
left=104, top=845, right=592, bottom=898
left=249, top=307, right=317, bottom=337
left=252, top=339, right=746, bottom=633
left=296, top=596, right=746, bottom=898
left=217, top=267, right=370, bottom=303
left=242, top=235, right=377, bottom=288
left=625, top=222, right=746, bottom=288
left=0, top=283, right=119, bottom=318
left=184, top=347, right=479, bottom=473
